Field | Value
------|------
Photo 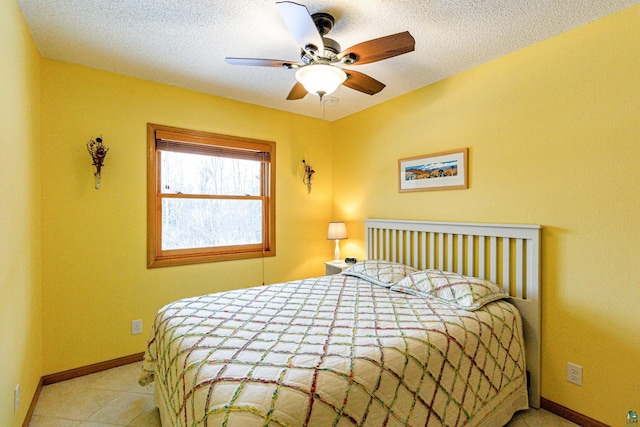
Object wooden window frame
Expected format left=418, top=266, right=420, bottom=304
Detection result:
left=147, top=123, right=275, bottom=268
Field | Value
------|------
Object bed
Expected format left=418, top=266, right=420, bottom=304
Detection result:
left=140, top=219, right=541, bottom=426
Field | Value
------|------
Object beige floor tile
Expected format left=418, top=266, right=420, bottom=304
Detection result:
left=56, top=369, right=112, bottom=391
left=520, top=408, right=579, bottom=426
left=33, top=386, right=122, bottom=420
left=505, top=408, right=580, bottom=427
left=127, top=406, right=162, bottom=426
left=86, top=392, right=154, bottom=425
left=77, top=423, right=122, bottom=426
left=29, top=416, right=82, bottom=426
left=504, top=411, right=528, bottom=426
left=89, top=362, right=152, bottom=395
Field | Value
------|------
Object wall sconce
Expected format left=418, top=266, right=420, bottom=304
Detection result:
left=86, top=135, right=109, bottom=190
left=302, top=159, right=315, bottom=194
left=327, top=221, right=348, bottom=261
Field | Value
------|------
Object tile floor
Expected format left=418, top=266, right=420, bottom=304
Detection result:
left=30, top=362, right=159, bottom=426
left=29, top=361, right=577, bottom=426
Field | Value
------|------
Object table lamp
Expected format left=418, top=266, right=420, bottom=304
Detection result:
left=327, top=222, right=348, bottom=261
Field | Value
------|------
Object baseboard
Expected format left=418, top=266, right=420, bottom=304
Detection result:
left=541, top=397, right=610, bottom=427
left=21, top=377, right=43, bottom=427
left=42, top=352, right=144, bottom=385
left=22, top=352, right=145, bottom=426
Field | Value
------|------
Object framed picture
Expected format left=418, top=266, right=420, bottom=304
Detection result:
left=399, top=148, right=468, bottom=192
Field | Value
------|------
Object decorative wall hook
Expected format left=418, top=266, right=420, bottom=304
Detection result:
left=86, top=135, right=109, bottom=190
left=302, top=159, right=315, bottom=194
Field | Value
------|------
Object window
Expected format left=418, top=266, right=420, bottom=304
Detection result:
left=147, top=123, right=275, bottom=268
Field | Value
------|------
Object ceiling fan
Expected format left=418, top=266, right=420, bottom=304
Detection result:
left=225, top=1, right=415, bottom=101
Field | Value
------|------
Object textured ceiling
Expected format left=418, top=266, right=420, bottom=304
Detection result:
left=17, top=0, right=638, bottom=121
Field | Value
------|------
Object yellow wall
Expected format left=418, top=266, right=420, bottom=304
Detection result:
left=332, top=6, right=640, bottom=426
left=4, top=0, right=639, bottom=425
left=39, top=60, right=334, bottom=374
left=0, top=0, right=42, bottom=425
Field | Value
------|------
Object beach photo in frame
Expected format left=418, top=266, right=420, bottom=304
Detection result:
left=398, top=148, right=468, bottom=192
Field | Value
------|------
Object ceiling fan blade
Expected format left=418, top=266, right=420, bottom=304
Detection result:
left=342, top=69, right=386, bottom=95
left=338, top=31, right=415, bottom=65
left=286, top=82, right=308, bottom=100
left=276, top=1, right=324, bottom=55
left=225, top=57, right=298, bottom=69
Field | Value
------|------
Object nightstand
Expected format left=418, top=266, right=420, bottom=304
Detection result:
left=324, top=261, right=350, bottom=275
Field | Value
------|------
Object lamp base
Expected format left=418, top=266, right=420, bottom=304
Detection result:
left=334, top=239, right=341, bottom=262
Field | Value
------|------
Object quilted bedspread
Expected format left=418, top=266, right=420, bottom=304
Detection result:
left=140, top=275, right=527, bottom=426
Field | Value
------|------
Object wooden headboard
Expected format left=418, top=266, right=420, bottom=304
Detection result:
left=365, top=218, right=541, bottom=408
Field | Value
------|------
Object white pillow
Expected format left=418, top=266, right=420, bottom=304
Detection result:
left=390, top=269, right=508, bottom=310
left=341, top=260, right=417, bottom=287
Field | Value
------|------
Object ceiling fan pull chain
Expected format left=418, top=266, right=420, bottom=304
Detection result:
left=322, top=96, right=326, bottom=120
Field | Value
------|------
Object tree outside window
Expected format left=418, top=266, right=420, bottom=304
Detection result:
left=147, top=123, right=275, bottom=268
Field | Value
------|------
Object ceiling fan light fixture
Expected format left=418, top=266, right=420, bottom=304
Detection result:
left=295, top=64, right=346, bottom=98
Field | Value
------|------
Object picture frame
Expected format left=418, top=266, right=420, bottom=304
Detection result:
left=398, top=148, right=468, bottom=192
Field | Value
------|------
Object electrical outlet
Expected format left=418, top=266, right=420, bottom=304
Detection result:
left=14, top=384, right=19, bottom=412
left=131, top=319, right=142, bottom=335
left=567, top=362, right=582, bottom=386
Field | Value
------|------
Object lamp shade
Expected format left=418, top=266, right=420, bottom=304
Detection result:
left=327, top=222, right=348, bottom=240
left=295, top=64, right=347, bottom=98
